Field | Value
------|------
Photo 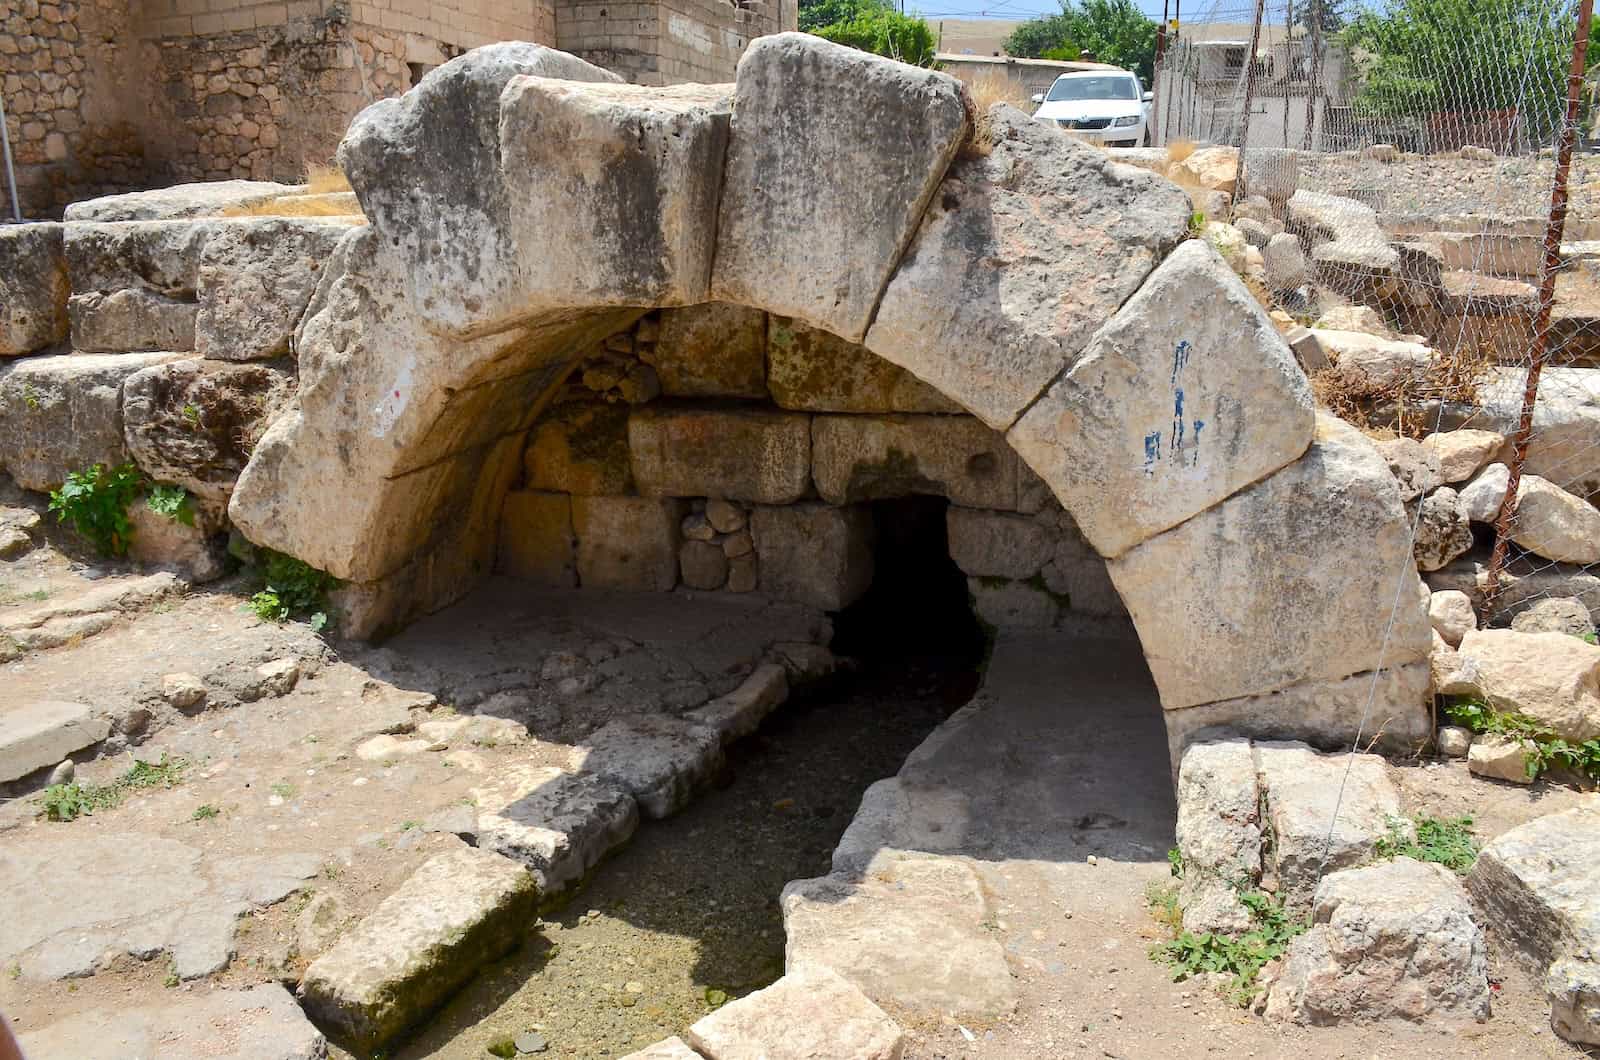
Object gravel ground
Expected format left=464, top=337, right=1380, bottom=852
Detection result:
left=1298, top=152, right=1600, bottom=228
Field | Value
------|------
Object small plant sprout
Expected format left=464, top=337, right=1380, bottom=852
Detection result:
left=146, top=484, right=196, bottom=527
left=246, top=547, right=339, bottom=632
left=1376, top=815, right=1476, bottom=873
left=181, top=403, right=202, bottom=428
left=39, top=755, right=188, bottom=821
left=192, top=804, right=221, bottom=821
left=48, top=462, right=144, bottom=556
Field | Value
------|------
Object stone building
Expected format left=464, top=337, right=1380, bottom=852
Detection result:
left=0, top=0, right=793, bottom=218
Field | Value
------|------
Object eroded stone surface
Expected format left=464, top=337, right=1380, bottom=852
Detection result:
left=1265, top=858, right=1490, bottom=1025
left=1468, top=801, right=1600, bottom=971
left=867, top=105, right=1189, bottom=429
left=1449, top=629, right=1600, bottom=741
left=1109, top=415, right=1430, bottom=710
left=686, top=965, right=905, bottom=1060
left=575, top=714, right=724, bottom=819
left=0, top=222, right=68, bottom=355
left=649, top=302, right=768, bottom=399
left=472, top=765, right=639, bottom=895
left=0, top=701, right=110, bottom=784
left=712, top=33, right=968, bottom=341
left=629, top=407, right=811, bottom=504
left=300, top=845, right=537, bottom=1053
left=18, top=983, right=326, bottom=1060
left=196, top=217, right=350, bottom=361
left=751, top=503, right=873, bottom=610
left=1008, top=239, right=1315, bottom=558
left=1175, top=739, right=1261, bottom=935
left=768, top=316, right=957, bottom=414
left=811, top=414, right=1017, bottom=509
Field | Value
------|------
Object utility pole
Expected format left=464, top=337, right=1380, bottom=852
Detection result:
left=1152, top=0, right=1169, bottom=146
left=1283, top=0, right=1293, bottom=147
left=1302, top=0, right=1322, bottom=149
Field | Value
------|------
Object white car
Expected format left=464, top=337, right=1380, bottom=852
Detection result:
left=1031, top=70, right=1151, bottom=147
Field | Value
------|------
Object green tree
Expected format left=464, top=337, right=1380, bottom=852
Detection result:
left=1343, top=0, right=1587, bottom=141
left=800, top=0, right=939, bottom=67
left=1004, top=0, right=1158, bottom=83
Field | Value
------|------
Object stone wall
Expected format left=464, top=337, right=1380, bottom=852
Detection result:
left=0, top=0, right=154, bottom=218
left=496, top=302, right=1132, bottom=628
left=556, top=0, right=788, bottom=86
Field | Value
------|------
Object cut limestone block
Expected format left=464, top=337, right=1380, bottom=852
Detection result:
left=62, top=220, right=212, bottom=299
left=1007, top=239, right=1315, bottom=559
left=767, top=316, right=958, bottom=414
left=1548, top=957, right=1600, bottom=1046
left=1468, top=735, right=1536, bottom=784
left=811, top=414, right=1017, bottom=509
left=127, top=500, right=227, bottom=583
left=0, top=352, right=179, bottom=491
left=0, top=222, right=68, bottom=355
left=866, top=104, right=1190, bottom=429
left=576, top=714, right=724, bottom=819
left=686, top=662, right=790, bottom=743
left=1174, top=739, right=1261, bottom=936
left=1265, top=857, right=1490, bottom=1025
left=472, top=765, right=639, bottom=895
left=195, top=217, right=351, bottom=361
left=782, top=857, right=1017, bottom=1021
left=945, top=508, right=1053, bottom=581
left=648, top=302, right=768, bottom=399
left=751, top=503, right=874, bottom=610
left=620, top=1039, right=702, bottom=1060
left=69, top=289, right=197, bottom=353
left=629, top=407, right=811, bottom=505
left=967, top=577, right=1061, bottom=630
left=1467, top=801, right=1600, bottom=971
left=18, top=983, right=325, bottom=1060
left=686, top=965, right=905, bottom=1060
left=498, top=490, right=577, bottom=587
left=337, top=44, right=622, bottom=339
left=1422, top=429, right=1504, bottom=484
left=299, top=845, right=537, bottom=1053
left=63, top=181, right=292, bottom=222
left=571, top=496, right=684, bottom=591
left=0, top=701, right=111, bottom=784
left=1256, top=741, right=1407, bottom=916
left=121, top=358, right=297, bottom=505
left=497, top=79, right=731, bottom=316
left=1449, top=629, right=1600, bottom=742
left=711, top=32, right=969, bottom=342
left=1109, top=414, right=1431, bottom=711
left=525, top=401, right=634, bottom=496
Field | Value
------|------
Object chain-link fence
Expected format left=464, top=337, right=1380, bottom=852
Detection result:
left=1143, top=0, right=1600, bottom=648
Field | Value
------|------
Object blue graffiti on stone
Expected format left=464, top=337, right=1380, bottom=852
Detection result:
left=1146, top=340, right=1211, bottom=473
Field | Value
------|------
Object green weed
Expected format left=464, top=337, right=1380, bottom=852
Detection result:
left=1151, top=888, right=1308, bottom=1005
left=246, top=547, right=338, bottom=632
left=1376, top=815, right=1477, bottom=873
left=270, top=781, right=296, bottom=799
left=146, top=484, right=196, bottom=527
left=40, top=755, right=188, bottom=821
left=1446, top=698, right=1600, bottom=782
left=48, top=462, right=144, bottom=556
left=192, top=803, right=221, bottom=821
left=1187, top=210, right=1207, bottom=237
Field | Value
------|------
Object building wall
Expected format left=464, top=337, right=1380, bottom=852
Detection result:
left=557, top=0, right=791, bottom=86
left=0, top=0, right=154, bottom=218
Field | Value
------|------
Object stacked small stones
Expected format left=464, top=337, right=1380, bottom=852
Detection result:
left=680, top=499, right=756, bottom=593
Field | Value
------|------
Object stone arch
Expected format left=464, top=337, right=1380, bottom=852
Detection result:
left=229, top=34, right=1433, bottom=760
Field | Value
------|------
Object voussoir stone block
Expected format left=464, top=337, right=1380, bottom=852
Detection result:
left=0, top=222, right=68, bottom=355
left=299, top=845, right=537, bottom=1053
left=498, top=78, right=731, bottom=316
left=867, top=104, right=1190, bottom=430
left=0, top=352, right=179, bottom=491
left=1111, top=414, right=1431, bottom=710
left=811, top=414, right=1018, bottom=509
left=629, top=406, right=811, bottom=504
left=1008, top=239, right=1315, bottom=558
left=122, top=358, right=297, bottom=505
left=711, top=32, right=969, bottom=341
left=338, top=44, right=621, bottom=339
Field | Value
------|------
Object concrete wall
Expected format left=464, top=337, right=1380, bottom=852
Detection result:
left=557, top=0, right=789, bottom=86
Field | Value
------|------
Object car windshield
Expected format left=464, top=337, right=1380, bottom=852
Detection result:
left=1046, top=76, right=1138, bottom=102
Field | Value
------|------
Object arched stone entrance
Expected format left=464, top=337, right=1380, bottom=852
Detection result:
left=228, top=33, right=1433, bottom=761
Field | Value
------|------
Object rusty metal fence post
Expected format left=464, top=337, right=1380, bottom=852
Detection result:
left=1483, top=0, right=1597, bottom=608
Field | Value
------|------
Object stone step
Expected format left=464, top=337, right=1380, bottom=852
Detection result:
left=574, top=713, right=724, bottom=819
left=684, top=661, right=789, bottom=744
left=299, top=845, right=537, bottom=1054
left=18, top=983, right=325, bottom=1060
left=472, top=764, right=639, bottom=896
left=0, top=700, right=109, bottom=784
left=0, top=571, right=185, bottom=661
left=685, top=966, right=905, bottom=1060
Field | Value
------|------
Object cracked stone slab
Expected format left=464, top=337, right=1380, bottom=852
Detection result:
left=575, top=714, right=724, bottom=819
left=0, top=700, right=110, bottom=783
left=0, top=833, right=318, bottom=981
left=299, top=845, right=537, bottom=1054
left=1468, top=800, right=1600, bottom=971
left=781, top=855, right=1017, bottom=1021
left=472, top=764, right=639, bottom=895
left=18, top=983, right=327, bottom=1060
left=685, top=662, right=789, bottom=743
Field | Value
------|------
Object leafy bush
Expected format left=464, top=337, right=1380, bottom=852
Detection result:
left=1004, top=0, right=1158, bottom=83
left=1376, top=815, right=1477, bottom=873
left=1445, top=697, right=1600, bottom=783
left=146, top=484, right=196, bottom=527
left=807, top=1, right=938, bottom=66
left=247, top=547, right=338, bottom=632
left=48, top=463, right=144, bottom=556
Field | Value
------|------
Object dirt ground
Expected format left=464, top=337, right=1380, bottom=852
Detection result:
left=2, top=540, right=1597, bottom=1059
